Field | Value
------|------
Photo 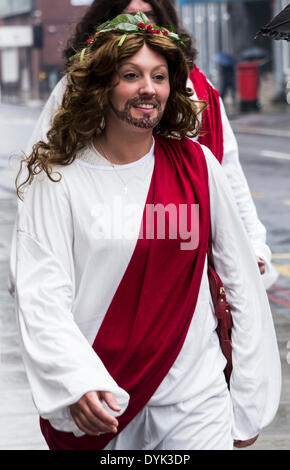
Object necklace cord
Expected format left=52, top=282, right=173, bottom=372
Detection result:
left=98, top=139, right=129, bottom=194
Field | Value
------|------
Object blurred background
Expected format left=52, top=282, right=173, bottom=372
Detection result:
left=0, top=0, right=289, bottom=108
left=0, top=0, right=289, bottom=450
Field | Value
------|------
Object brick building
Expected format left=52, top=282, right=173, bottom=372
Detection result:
left=0, top=0, right=93, bottom=102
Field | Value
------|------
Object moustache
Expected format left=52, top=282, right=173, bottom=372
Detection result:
left=126, top=97, right=161, bottom=108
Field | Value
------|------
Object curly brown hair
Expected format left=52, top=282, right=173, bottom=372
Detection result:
left=63, top=0, right=197, bottom=70
left=16, top=32, right=206, bottom=200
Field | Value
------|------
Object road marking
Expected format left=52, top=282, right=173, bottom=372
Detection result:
left=270, top=285, right=290, bottom=296
left=251, top=191, right=264, bottom=198
left=260, top=150, right=290, bottom=161
left=273, top=263, right=290, bottom=277
left=0, top=117, right=36, bottom=126
left=272, top=253, right=290, bottom=259
left=232, top=126, right=290, bottom=138
left=267, top=293, right=290, bottom=308
left=266, top=271, right=290, bottom=308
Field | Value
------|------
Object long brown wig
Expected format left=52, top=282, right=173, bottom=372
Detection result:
left=16, top=32, right=206, bottom=200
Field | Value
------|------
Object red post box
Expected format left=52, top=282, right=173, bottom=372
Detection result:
left=237, top=61, right=259, bottom=112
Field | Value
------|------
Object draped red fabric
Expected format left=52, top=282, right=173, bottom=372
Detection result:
left=40, top=136, right=210, bottom=450
left=189, top=66, right=224, bottom=163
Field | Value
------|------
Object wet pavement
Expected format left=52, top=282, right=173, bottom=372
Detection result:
left=232, top=114, right=290, bottom=450
left=230, top=107, right=290, bottom=137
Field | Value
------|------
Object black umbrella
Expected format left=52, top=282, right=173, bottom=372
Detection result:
left=240, top=46, right=269, bottom=61
left=255, top=4, right=290, bottom=41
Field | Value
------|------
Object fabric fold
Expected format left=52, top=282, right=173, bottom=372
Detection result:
left=40, top=136, right=210, bottom=450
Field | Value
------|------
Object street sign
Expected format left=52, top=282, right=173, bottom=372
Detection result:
left=0, top=0, right=33, bottom=18
left=0, top=26, right=33, bottom=48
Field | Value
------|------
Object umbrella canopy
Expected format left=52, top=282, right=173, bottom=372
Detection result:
left=240, top=46, right=269, bottom=61
left=214, top=52, right=237, bottom=66
left=255, top=4, right=290, bottom=41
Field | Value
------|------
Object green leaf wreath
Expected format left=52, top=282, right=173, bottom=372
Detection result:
left=70, top=12, right=189, bottom=62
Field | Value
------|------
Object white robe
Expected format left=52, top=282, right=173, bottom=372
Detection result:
left=8, top=76, right=278, bottom=298
left=13, top=139, right=281, bottom=449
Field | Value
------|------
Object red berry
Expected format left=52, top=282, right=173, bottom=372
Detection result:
left=138, top=22, right=145, bottom=28
left=87, top=38, right=94, bottom=44
left=162, top=30, right=169, bottom=35
left=146, top=24, right=153, bottom=31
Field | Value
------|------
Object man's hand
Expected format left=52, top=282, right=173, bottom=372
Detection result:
left=70, top=391, right=121, bottom=436
left=234, top=434, right=259, bottom=448
left=256, top=257, right=266, bottom=275
left=256, top=256, right=266, bottom=274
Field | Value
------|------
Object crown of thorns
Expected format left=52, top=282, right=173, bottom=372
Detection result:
left=70, top=12, right=189, bottom=62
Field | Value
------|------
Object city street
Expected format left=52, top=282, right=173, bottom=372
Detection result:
left=0, top=103, right=289, bottom=450
left=232, top=116, right=290, bottom=450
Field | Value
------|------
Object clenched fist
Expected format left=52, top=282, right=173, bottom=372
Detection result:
left=70, top=391, right=121, bottom=436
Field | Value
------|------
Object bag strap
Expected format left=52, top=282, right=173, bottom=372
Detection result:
left=207, top=224, right=233, bottom=385
left=207, top=224, right=232, bottom=325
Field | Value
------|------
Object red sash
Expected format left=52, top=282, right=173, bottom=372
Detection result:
left=40, top=136, right=210, bottom=450
left=189, top=66, right=224, bottom=163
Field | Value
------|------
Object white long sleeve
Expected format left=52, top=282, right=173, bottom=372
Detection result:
left=219, top=98, right=278, bottom=288
left=14, top=170, right=129, bottom=436
left=186, top=77, right=277, bottom=288
left=203, top=146, right=281, bottom=440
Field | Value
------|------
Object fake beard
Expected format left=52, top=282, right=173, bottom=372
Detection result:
left=109, top=96, right=163, bottom=129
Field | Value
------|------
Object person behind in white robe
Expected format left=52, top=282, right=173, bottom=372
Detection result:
left=8, top=0, right=278, bottom=299
left=13, top=13, right=281, bottom=451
